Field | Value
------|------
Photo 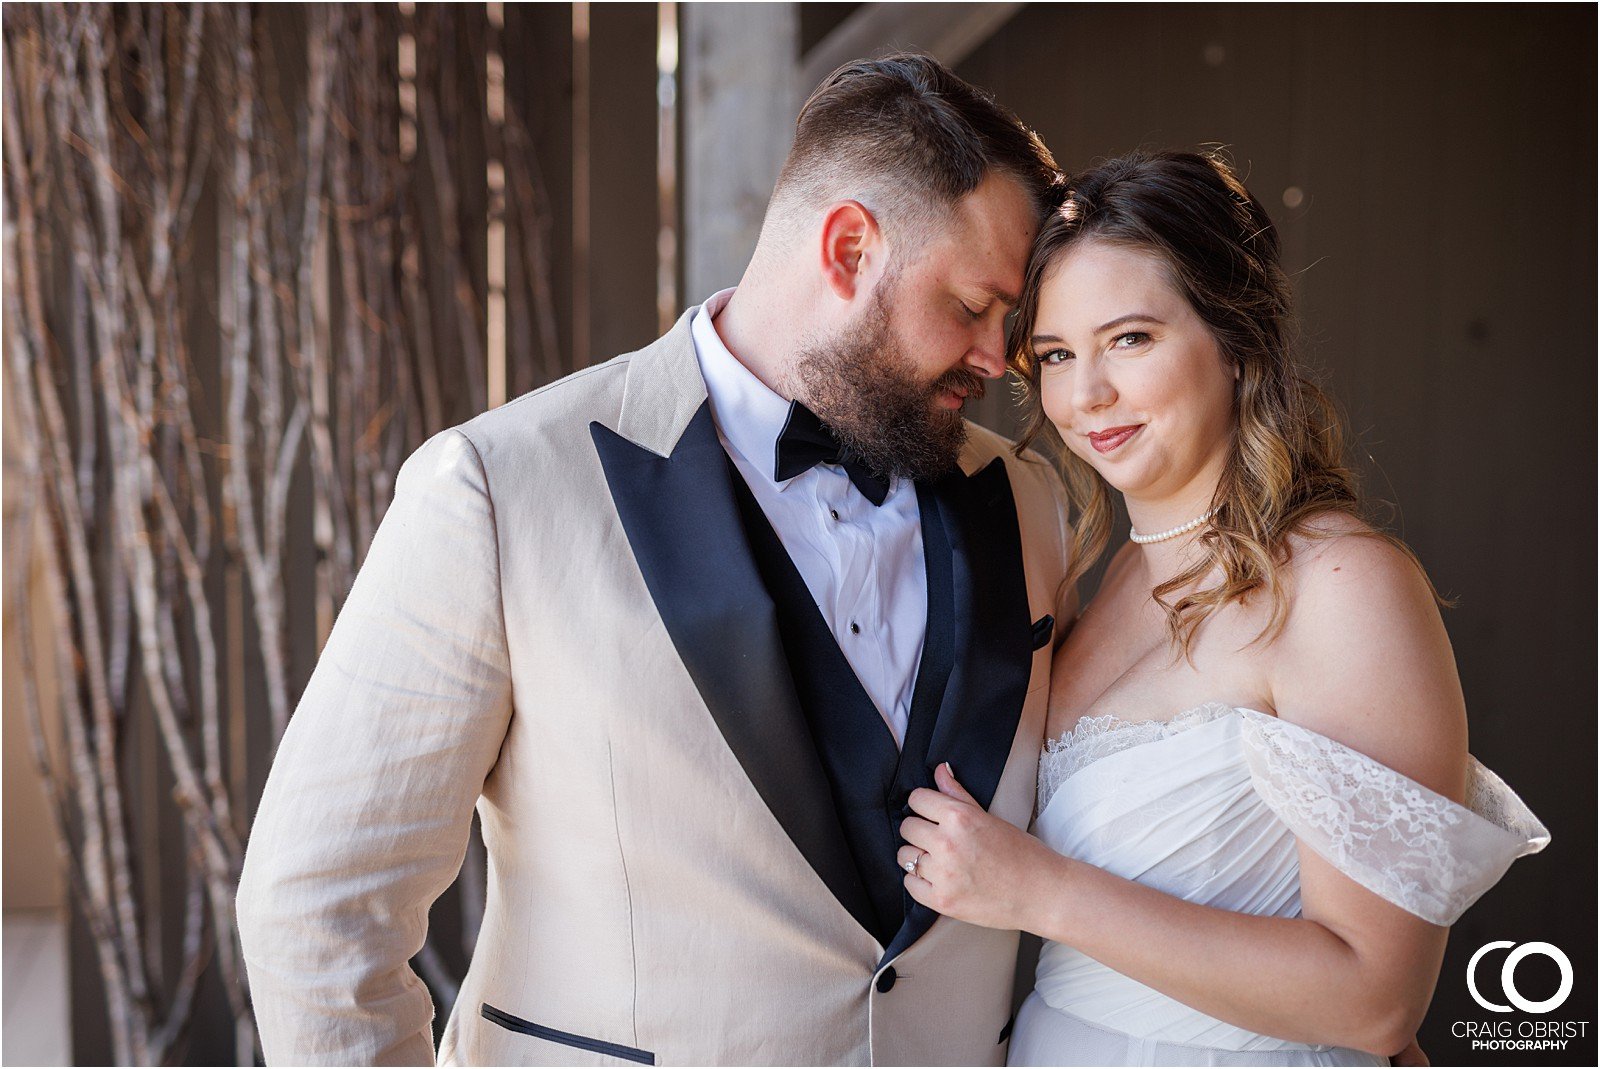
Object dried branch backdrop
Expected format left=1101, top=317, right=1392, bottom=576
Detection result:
left=2, top=3, right=567, bottom=1063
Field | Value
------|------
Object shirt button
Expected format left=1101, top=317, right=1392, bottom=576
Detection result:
left=876, top=966, right=898, bottom=993
left=849, top=621, right=860, bottom=635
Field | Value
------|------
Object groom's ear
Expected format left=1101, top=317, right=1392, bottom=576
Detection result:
left=818, top=200, right=883, bottom=301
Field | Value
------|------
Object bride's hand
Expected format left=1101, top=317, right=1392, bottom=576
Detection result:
left=898, top=762, right=1064, bottom=931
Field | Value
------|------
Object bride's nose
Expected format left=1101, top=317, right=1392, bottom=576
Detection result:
left=1072, top=355, right=1117, bottom=412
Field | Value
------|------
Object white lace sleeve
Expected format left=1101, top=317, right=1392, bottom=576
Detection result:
left=1236, top=709, right=1550, bottom=926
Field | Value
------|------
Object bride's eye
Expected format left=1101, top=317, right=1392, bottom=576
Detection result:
left=1113, top=331, right=1151, bottom=349
left=1038, top=348, right=1074, bottom=366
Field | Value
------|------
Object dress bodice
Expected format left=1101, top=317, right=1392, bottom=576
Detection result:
left=1022, top=702, right=1549, bottom=1059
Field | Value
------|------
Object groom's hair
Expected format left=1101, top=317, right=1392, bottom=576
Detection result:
left=767, top=53, right=1060, bottom=255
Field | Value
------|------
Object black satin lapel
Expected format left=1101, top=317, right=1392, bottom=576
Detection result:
left=928, top=457, right=1034, bottom=807
left=880, top=459, right=1035, bottom=967
left=591, top=405, right=878, bottom=934
left=900, top=482, right=956, bottom=765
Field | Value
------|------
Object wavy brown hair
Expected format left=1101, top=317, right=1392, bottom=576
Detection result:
left=1009, top=151, right=1442, bottom=657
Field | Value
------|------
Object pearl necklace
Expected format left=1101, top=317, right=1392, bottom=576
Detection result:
left=1129, top=506, right=1220, bottom=545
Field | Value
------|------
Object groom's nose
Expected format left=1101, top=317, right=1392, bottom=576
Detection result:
left=963, top=321, right=1008, bottom=379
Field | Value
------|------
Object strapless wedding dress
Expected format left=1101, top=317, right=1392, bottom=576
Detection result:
left=1008, top=703, right=1549, bottom=1067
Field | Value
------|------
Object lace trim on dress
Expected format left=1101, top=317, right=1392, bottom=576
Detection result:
left=1037, top=702, right=1237, bottom=816
left=1236, top=709, right=1551, bottom=926
left=1034, top=703, right=1551, bottom=925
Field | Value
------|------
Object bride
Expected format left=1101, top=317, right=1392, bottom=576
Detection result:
left=896, top=151, right=1549, bottom=1066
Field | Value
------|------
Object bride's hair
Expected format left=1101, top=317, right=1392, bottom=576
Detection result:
left=1008, top=150, right=1441, bottom=657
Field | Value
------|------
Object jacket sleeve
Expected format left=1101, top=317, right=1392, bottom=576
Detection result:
left=236, top=428, right=514, bottom=1066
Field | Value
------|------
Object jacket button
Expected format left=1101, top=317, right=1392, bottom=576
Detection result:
left=876, top=966, right=898, bottom=993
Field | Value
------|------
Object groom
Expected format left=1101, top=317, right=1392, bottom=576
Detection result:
left=237, top=54, right=1073, bottom=1066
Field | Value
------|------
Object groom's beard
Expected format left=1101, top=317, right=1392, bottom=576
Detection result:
left=791, top=280, right=985, bottom=483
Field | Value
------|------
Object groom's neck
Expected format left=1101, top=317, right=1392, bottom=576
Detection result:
left=714, top=267, right=817, bottom=402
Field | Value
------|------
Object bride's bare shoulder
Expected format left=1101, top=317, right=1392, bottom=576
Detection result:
left=1280, top=511, right=1434, bottom=608
left=1270, top=511, right=1467, bottom=798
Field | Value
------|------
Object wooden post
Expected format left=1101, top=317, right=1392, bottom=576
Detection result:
left=681, top=3, right=798, bottom=303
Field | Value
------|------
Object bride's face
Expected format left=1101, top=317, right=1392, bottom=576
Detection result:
left=1029, top=240, right=1238, bottom=506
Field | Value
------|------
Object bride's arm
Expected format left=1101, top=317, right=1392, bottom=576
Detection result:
left=901, top=531, right=1466, bottom=1058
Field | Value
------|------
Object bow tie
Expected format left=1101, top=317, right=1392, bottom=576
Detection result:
left=773, top=400, right=891, bottom=506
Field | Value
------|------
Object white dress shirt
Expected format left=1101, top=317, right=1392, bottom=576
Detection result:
left=689, top=289, right=928, bottom=747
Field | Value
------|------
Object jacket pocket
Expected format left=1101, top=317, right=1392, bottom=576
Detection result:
left=480, top=1003, right=655, bottom=1065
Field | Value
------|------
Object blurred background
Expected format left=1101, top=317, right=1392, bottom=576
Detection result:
left=3, top=3, right=1593, bottom=1065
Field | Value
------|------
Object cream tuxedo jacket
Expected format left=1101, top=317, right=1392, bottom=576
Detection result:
left=236, top=308, right=1074, bottom=1066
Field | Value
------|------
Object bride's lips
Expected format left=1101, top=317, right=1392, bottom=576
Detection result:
left=1087, top=424, right=1142, bottom=454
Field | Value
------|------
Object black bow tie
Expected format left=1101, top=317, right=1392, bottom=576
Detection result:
left=773, top=401, right=891, bottom=506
